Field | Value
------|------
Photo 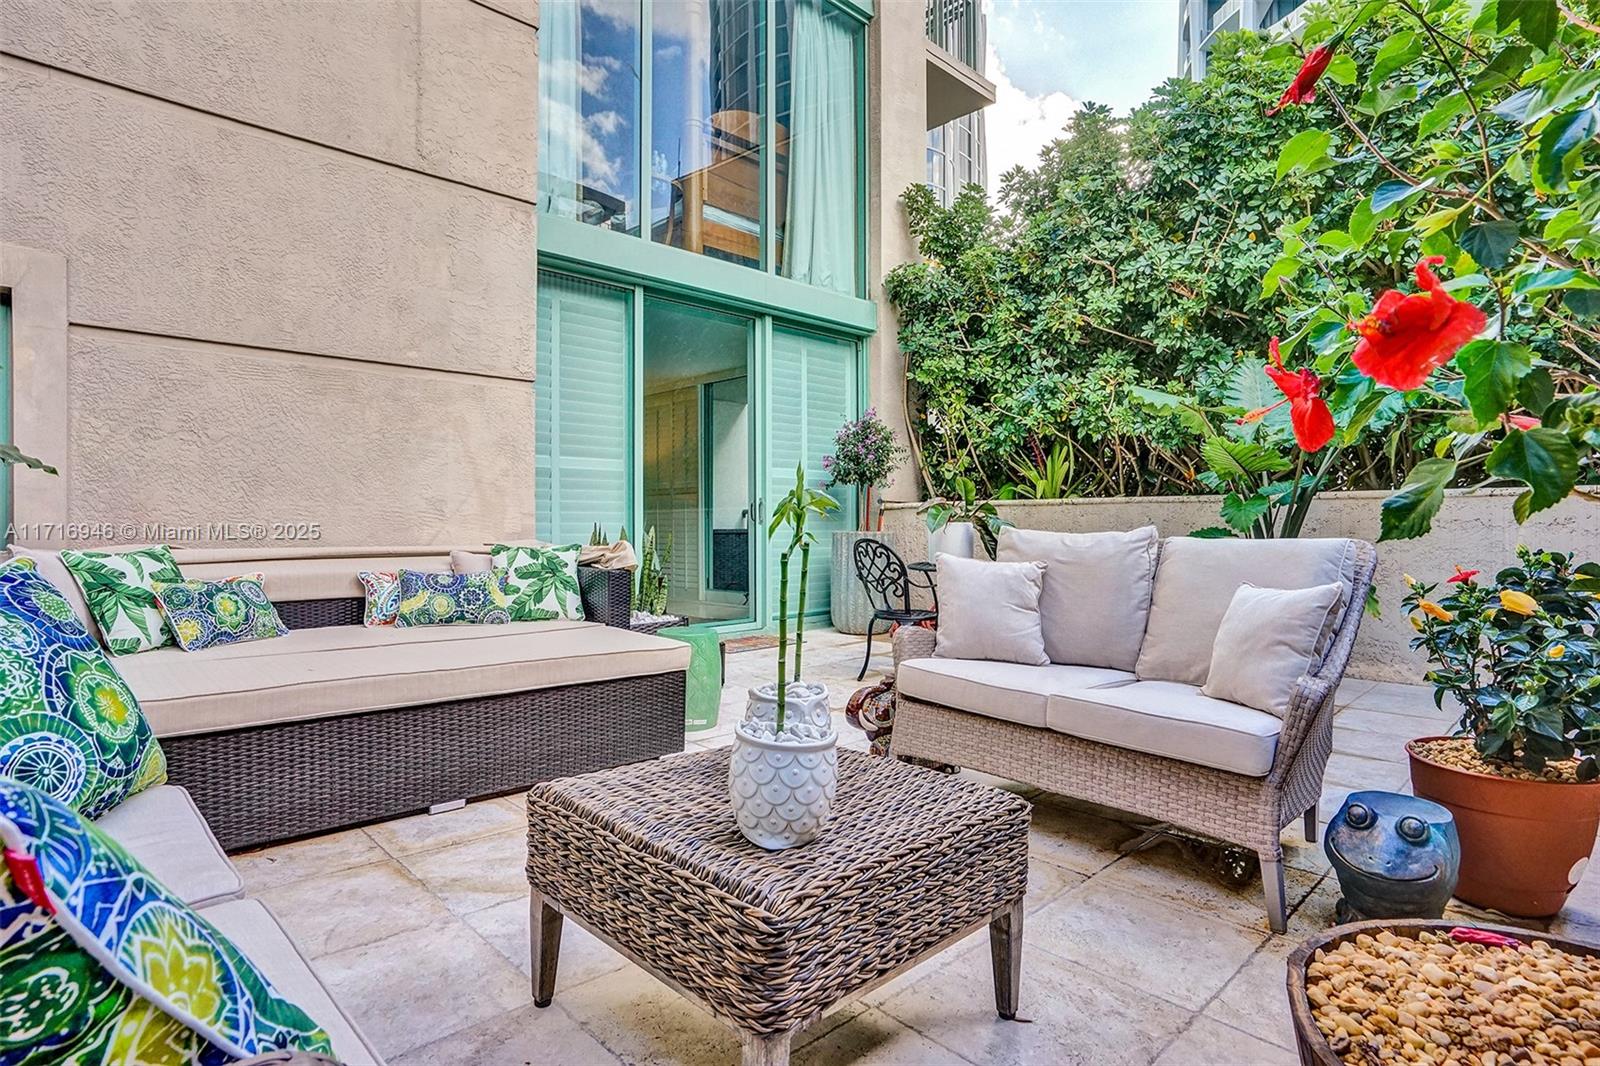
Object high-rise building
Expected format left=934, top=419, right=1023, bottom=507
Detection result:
left=925, top=0, right=989, bottom=203
left=1179, top=0, right=1309, bottom=79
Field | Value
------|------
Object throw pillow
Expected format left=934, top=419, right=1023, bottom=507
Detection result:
left=357, top=569, right=401, bottom=627
left=1202, top=582, right=1345, bottom=718
left=0, top=559, right=166, bottom=818
left=996, top=526, right=1159, bottom=670
left=932, top=553, right=1050, bottom=665
left=394, top=569, right=512, bottom=627
left=492, top=543, right=582, bottom=621
left=60, top=546, right=184, bottom=655
left=151, top=574, right=288, bottom=652
left=4, top=546, right=100, bottom=638
left=0, top=778, right=334, bottom=1064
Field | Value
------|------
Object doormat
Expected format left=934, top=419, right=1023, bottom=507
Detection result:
left=723, top=635, right=781, bottom=653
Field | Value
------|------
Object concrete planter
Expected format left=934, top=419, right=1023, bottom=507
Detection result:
left=729, top=683, right=838, bottom=850
left=830, top=531, right=892, bottom=635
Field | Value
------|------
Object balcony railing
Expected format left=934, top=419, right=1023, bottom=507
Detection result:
left=925, top=0, right=983, bottom=71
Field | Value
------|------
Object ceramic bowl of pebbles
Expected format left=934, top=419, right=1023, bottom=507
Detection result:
left=1287, top=919, right=1600, bottom=1066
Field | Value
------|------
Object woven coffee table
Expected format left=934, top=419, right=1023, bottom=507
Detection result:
left=524, top=748, right=1031, bottom=1066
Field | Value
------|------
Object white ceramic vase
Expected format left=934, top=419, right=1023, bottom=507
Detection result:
left=729, top=683, right=838, bottom=850
left=927, top=520, right=975, bottom=561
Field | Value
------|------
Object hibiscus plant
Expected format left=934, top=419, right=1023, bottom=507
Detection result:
left=1259, top=0, right=1600, bottom=541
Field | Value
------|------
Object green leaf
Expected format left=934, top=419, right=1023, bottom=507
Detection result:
left=1514, top=268, right=1600, bottom=295
left=1188, top=526, right=1238, bottom=539
left=1497, top=0, right=1559, bottom=51
left=1325, top=53, right=1358, bottom=86
left=1518, top=366, right=1556, bottom=417
left=1260, top=255, right=1302, bottom=297
left=1487, top=427, right=1580, bottom=519
left=1349, top=198, right=1378, bottom=245
left=1458, top=340, right=1533, bottom=425
left=1341, top=390, right=1390, bottom=445
left=1201, top=437, right=1292, bottom=481
left=1526, top=71, right=1600, bottom=124
left=1493, top=85, right=1541, bottom=123
left=1417, top=91, right=1471, bottom=139
left=1480, top=45, right=1536, bottom=94
left=1380, top=457, right=1457, bottom=541
left=1221, top=492, right=1273, bottom=532
left=1275, top=129, right=1333, bottom=182
left=1371, top=180, right=1428, bottom=214
left=1129, top=386, right=1213, bottom=437
left=0, top=444, right=57, bottom=474
left=1370, top=31, right=1423, bottom=86
left=1459, top=220, right=1521, bottom=269
left=1536, top=106, right=1599, bottom=192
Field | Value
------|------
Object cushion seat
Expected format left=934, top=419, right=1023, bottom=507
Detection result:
left=198, top=898, right=383, bottom=1065
left=897, top=658, right=1135, bottom=729
left=93, top=784, right=242, bottom=907
left=1046, top=680, right=1281, bottom=777
left=113, top=619, right=693, bottom=737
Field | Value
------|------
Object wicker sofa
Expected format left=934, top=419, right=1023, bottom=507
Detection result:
left=889, top=533, right=1377, bottom=933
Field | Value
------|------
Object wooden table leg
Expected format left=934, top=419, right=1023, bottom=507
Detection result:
left=989, top=896, right=1023, bottom=1020
left=740, top=1029, right=793, bottom=1066
left=530, top=890, right=563, bottom=1007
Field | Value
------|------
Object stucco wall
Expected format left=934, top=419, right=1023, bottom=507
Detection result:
left=0, top=0, right=539, bottom=546
left=881, top=490, right=1600, bottom=683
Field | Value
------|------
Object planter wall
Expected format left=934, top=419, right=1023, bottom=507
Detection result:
left=881, top=489, right=1600, bottom=683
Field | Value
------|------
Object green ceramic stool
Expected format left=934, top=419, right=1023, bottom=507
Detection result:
left=658, top=625, right=724, bottom=732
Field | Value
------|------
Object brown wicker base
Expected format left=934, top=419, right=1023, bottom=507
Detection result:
left=166, top=671, right=686, bottom=851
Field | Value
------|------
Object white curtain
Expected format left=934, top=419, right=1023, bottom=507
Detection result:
left=781, top=0, right=856, bottom=294
left=539, top=0, right=584, bottom=217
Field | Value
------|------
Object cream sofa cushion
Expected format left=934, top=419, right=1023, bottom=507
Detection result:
left=114, top=620, right=692, bottom=737
left=933, top=553, right=1049, bottom=665
left=1046, top=680, right=1281, bottom=777
left=1134, top=536, right=1358, bottom=685
left=94, top=785, right=242, bottom=907
left=996, top=526, right=1158, bottom=670
left=199, top=899, right=384, bottom=1065
left=1203, top=582, right=1343, bottom=718
left=898, top=658, right=1134, bottom=729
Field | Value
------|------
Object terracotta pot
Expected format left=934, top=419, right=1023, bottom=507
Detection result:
left=1407, top=736, right=1600, bottom=917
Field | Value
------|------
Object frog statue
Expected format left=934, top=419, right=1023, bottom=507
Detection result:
left=1324, top=791, right=1461, bottom=923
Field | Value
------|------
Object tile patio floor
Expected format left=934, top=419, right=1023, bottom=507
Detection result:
left=236, top=629, right=1600, bottom=1066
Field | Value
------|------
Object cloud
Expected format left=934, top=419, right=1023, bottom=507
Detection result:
left=983, top=40, right=1080, bottom=191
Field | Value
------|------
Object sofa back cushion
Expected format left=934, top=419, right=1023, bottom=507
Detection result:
left=996, top=526, right=1158, bottom=670
left=1134, top=536, right=1359, bottom=685
left=1201, top=582, right=1344, bottom=717
left=932, top=553, right=1050, bottom=666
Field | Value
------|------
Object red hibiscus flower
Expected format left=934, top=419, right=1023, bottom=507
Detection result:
left=1267, top=43, right=1337, bottom=115
left=1504, top=413, right=1540, bottom=430
left=1237, top=338, right=1336, bottom=452
left=1446, top=566, right=1479, bottom=584
left=1350, top=257, right=1488, bottom=391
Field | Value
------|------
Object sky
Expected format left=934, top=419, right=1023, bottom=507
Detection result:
left=985, top=0, right=1182, bottom=188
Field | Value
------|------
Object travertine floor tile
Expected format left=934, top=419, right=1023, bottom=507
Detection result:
left=553, top=961, right=744, bottom=1064
left=1343, top=681, right=1459, bottom=719
left=462, top=896, right=630, bottom=990
left=233, top=828, right=386, bottom=893
left=365, top=797, right=525, bottom=858
left=1026, top=798, right=1133, bottom=876
left=1091, top=845, right=1321, bottom=935
left=1202, top=938, right=1298, bottom=1049
left=389, top=1002, right=618, bottom=1066
left=794, top=1007, right=973, bottom=1066
left=397, top=828, right=527, bottom=916
left=1154, top=1015, right=1297, bottom=1066
left=255, top=859, right=449, bottom=958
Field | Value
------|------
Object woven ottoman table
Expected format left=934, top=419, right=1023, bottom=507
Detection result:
left=524, top=748, right=1031, bottom=1066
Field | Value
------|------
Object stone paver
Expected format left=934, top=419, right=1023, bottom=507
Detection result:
left=235, top=628, right=1494, bottom=1065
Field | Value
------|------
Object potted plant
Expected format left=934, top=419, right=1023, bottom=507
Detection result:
left=1402, top=548, right=1600, bottom=917
left=919, top=476, right=1010, bottom=560
left=728, top=464, right=840, bottom=850
left=823, top=408, right=907, bottom=634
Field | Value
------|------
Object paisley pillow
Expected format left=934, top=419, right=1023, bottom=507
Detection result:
left=151, top=574, right=287, bottom=652
left=0, top=778, right=334, bottom=1064
left=491, top=543, right=582, bottom=621
left=394, top=569, right=511, bottom=627
left=357, top=569, right=401, bottom=627
left=0, top=559, right=166, bottom=818
left=59, top=546, right=184, bottom=655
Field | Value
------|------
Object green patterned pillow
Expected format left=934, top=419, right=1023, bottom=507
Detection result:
left=151, top=573, right=288, bottom=652
left=60, top=546, right=184, bottom=655
left=492, top=543, right=582, bottom=621
left=394, top=569, right=512, bottom=627
left=0, top=559, right=166, bottom=819
left=0, top=778, right=334, bottom=1064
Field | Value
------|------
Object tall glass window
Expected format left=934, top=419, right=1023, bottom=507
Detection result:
left=650, top=0, right=766, bottom=269
left=776, top=0, right=860, bottom=295
left=539, top=0, right=642, bottom=233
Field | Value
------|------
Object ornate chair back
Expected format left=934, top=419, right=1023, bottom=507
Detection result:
left=853, top=538, right=911, bottom=614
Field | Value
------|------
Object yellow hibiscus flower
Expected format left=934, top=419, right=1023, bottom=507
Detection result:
left=1499, top=589, right=1538, bottom=616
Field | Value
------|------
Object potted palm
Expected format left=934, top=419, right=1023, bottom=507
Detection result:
left=823, top=408, right=907, bottom=634
left=729, top=464, right=840, bottom=850
left=1402, top=548, right=1600, bottom=917
left=919, top=476, right=1010, bottom=560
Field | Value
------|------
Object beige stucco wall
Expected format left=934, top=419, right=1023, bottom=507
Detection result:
left=881, top=490, right=1600, bottom=684
left=0, top=0, right=539, bottom=546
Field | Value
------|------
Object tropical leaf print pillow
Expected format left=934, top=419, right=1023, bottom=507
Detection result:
left=491, top=543, right=583, bottom=621
left=60, top=546, right=184, bottom=655
left=151, top=574, right=288, bottom=652
left=0, top=779, right=334, bottom=1065
left=0, top=559, right=166, bottom=818
left=393, top=569, right=512, bottom=627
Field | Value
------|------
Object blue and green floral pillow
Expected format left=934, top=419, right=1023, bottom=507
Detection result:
left=394, top=569, right=512, bottom=627
left=0, top=778, right=334, bottom=1064
left=151, top=574, right=288, bottom=652
left=0, top=559, right=166, bottom=819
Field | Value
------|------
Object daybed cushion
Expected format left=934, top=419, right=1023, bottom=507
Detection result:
left=996, top=525, right=1158, bottom=670
left=201, top=898, right=384, bottom=1065
left=1046, top=680, right=1281, bottom=777
left=1134, top=536, right=1359, bottom=686
left=94, top=784, right=243, bottom=907
left=898, top=657, right=1135, bottom=729
left=114, top=619, right=693, bottom=737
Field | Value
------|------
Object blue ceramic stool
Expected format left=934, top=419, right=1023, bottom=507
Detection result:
left=1324, top=791, right=1460, bottom=923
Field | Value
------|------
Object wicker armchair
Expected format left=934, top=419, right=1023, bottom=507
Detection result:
left=888, top=541, right=1377, bottom=933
